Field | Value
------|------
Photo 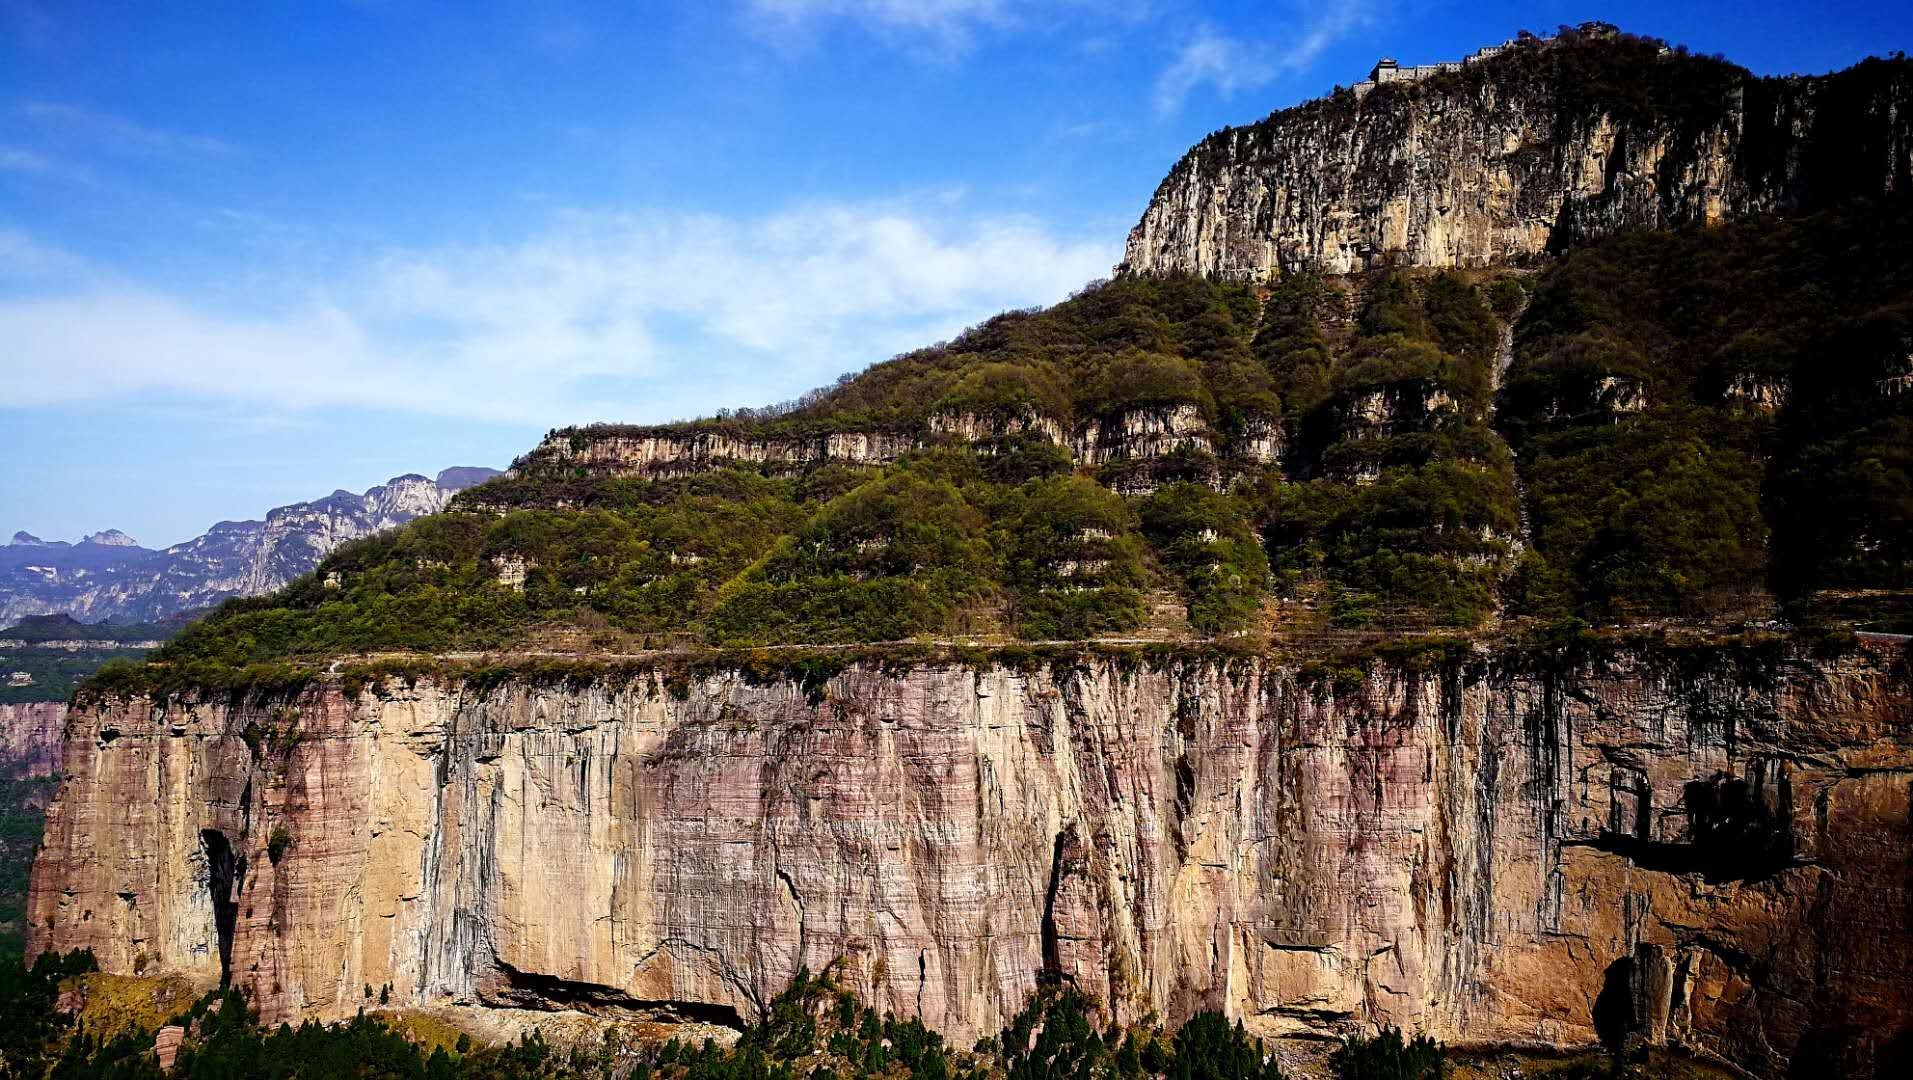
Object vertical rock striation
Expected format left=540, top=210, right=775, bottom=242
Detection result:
left=27, top=643, right=1913, bottom=1075
left=0, top=702, right=65, bottom=778
left=1121, top=31, right=1913, bottom=279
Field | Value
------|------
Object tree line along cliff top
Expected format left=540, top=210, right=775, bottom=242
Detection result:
left=1145, top=24, right=1913, bottom=214
left=75, top=32, right=1913, bottom=694
left=87, top=179, right=1912, bottom=695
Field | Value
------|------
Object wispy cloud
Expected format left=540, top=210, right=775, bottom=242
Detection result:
left=19, top=101, right=238, bottom=158
left=742, top=0, right=1147, bottom=53
left=0, top=227, right=92, bottom=281
left=746, top=0, right=1013, bottom=48
left=0, top=200, right=1117, bottom=427
left=1153, top=3, right=1369, bottom=114
left=0, top=144, right=94, bottom=185
left=0, top=145, right=54, bottom=173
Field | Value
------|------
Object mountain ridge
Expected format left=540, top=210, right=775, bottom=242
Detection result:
left=0, top=466, right=499, bottom=625
left=1120, top=23, right=1913, bottom=280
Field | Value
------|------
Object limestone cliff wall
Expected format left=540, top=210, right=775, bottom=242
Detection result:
left=1121, top=43, right=1913, bottom=279
left=0, top=701, right=65, bottom=778
left=515, top=405, right=1260, bottom=492
left=27, top=645, right=1913, bottom=1075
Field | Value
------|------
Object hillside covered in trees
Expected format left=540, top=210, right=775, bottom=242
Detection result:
left=84, top=191, right=1910, bottom=691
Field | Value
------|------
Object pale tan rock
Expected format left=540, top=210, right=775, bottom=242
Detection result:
left=26, top=643, right=1913, bottom=1077
left=526, top=430, right=917, bottom=479
left=154, top=1026, right=185, bottom=1072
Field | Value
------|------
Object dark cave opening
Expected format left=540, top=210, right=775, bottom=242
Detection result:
left=1592, top=953, right=1637, bottom=1052
left=1040, top=828, right=1072, bottom=982
left=1588, top=771, right=1795, bottom=883
left=490, top=961, right=745, bottom=1027
left=200, top=828, right=245, bottom=986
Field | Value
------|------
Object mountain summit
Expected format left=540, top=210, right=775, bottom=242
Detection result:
left=1122, top=24, right=1913, bottom=279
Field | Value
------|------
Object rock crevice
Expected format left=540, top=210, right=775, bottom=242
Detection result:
left=25, top=645, right=1913, bottom=1076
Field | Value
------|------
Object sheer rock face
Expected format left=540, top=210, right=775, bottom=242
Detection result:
left=1120, top=46, right=1913, bottom=280
left=27, top=646, right=1913, bottom=1075
left=529, top=431, right=920, bottom=478
left=0, top=702, right=65, bottom=778
left=523, top=409, right=1228, bottom=486
left=1074, top=406, right=1213, bottom=466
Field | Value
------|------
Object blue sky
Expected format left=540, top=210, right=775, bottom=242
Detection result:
left=2, top=1, right=1907, bottom=547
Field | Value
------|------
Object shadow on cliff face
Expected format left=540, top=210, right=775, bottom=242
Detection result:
left=1590, top=771, right=1795, bottom=883
left=1789, top=1023, right=1913, bottom=1079
left=1041, top=828, right=1072, bottom=980
left=200, top=828, right=244, bottom=987
left=1593, top=953, right=1641, bottom=1054
left=487, top=960, right=745, bottom=1028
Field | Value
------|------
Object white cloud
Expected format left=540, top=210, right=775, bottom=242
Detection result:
left=0, top=145, right=51, bottom=172
left=1154, top=24, right=1275, bottom=114
left=19, top=101, right=237, bottom=158
left=0, top=144, right=93, bottom=184
left=0, top=227, right=92, bottom=281
left=747, top=0, right=1011, bottom=45
left=742, top=0, right=1145, bottom=52
left=1153, top=4, right=1368, bottom=114
left=0, top=201, right=1117, bottom=428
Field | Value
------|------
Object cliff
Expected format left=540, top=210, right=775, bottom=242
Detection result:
left=0, top=467, right=499, bottom=625
left=2, top=701, right=63, bottom=954
left=509, top=407, right=1233, bottom=491
left=0, top=702, right=65, bottom=779
left=1121, top=29, right=1913, bottom=279
left=28, top=641, right=1913, bottom=1075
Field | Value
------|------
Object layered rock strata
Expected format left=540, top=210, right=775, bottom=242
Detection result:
left=1121, top=34, right=1913, bottom=279
left=27, top=642, right=1913, bottom=1075
left=520, top=406, right=1260, bottom=492
left=0, top=701, right=66, bottom=778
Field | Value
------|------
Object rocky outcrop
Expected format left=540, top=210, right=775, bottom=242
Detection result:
left=28, top=642, right=1913, bottom=1075
left=927, top=413, right=1070, bottom=448
left=527, top=412, right=1233, bottom=492
left=1120, top=31, right=1913, bottom=279
left=521, top=429, right=918, bottom=479
left=1073, top=406, right=1213, bottom=466
left=0, top=467, right=499, bottom=625
left=0, top=701, right=64, bottom=778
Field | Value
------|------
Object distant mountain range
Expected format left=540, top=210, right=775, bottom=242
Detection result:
left=0, top=467, right=499, bottom=625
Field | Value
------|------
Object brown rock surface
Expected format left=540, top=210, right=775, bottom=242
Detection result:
left=0, top=701, right=66, bottom=777
left=153, top=1025, right=185, bottom=1072
left=26, top=643, right=1913, bottom=1075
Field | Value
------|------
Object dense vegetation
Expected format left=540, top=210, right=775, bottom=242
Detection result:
left=0, top=957, right=1467, bottom=1080
left=1247, top=269, right=1521, bottom=627
left=74, top=192, right=1912, bottom=686
left=0, top=617, right=169, bottom=706
left=1500, top=200, right=1913, bottom=625
left=0, top=774, right=56, bottom=959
